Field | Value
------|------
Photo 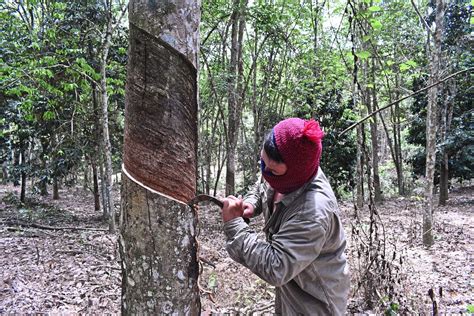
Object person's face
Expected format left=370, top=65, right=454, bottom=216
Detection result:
left=260, top=149, right=288, bottom=176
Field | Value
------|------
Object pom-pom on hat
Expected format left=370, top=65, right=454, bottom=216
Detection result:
left=263, top=118, right=324, bottom=193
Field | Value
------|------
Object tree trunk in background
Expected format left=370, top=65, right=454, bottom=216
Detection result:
left=392, top=73, right=405, bottom=195
left=53, top=176, right=59, bottom=200
left=99, top=159, right=108, bottom=218
left=120, top=0, right=201, bottom=313
left=92, top=159, right=101, bottom=212
left=99, top=1, right=115, bottom=233
left=439, top=79, right=455, bottom=206
left=20, top=145, right=26, bottom=203
left=349, top=7, right=364, bottom=211
left=13, top=149, right=19, bottom=186
left=424, top=0, right=446, bottom=247
left=370, top=60, right=382, bottom=203
left=83, top=164, right=89, bottom=190
left=356, top=124, right=365, bottom=209
left=91, top=79, right=102, bottom=214
left=2, top=161, right=7, bottom=184
left=225, top=0, right=247, bottom=196
left=39, top=138, right=48, bottom=196
left=251, top=45, right=262, bottom=182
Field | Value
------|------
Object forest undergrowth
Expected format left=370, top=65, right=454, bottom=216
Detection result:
left=0, top=184, right=472, bottom=314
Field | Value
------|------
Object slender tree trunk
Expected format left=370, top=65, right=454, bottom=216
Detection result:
left=225, top=0, right=247, bottom=196
left=349, top=7, right=364, bottom=210
left=2, top=161, right=7, bottom=184
left=424, top=0, right=446, bottom=247
left=439, top=79, right=455, bottom=205
left=20, top=169, right=26, bottom=202
left=99, top=158, right=108, bottom=218
left=393, top=72, right=405, bottom=195
left=20, top=145, right=26, bottom=203
left=53, top=176, right=59, bottom=200
left=13, top=149, right=19, bottom=186
left=356, top=124, right=365, bottom=208
left=92, top=159, right=100, bottom=212
left=99, top=3, right=115, bottom=233
left=91, top=79, right=102, bottom=214
left=370, top=60, right=382, bottom=202
left=83, top=163, right=89, bottom=190
left=120, top=0, right=201, bottom=313
left=39, top=138, right=48, bottom=196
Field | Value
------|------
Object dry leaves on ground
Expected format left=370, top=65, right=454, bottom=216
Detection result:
left=1, top=184, right=472, bottom=314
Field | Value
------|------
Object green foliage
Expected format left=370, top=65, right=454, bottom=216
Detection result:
left=384, top=302, right=400, bottom=315
left=0, top=0, right=127, bottom=192
left=407, top=1, right=473, bottom=183
left=356, top=50, right=372, bottom=59
left=467, top=304, right=474, bottom=313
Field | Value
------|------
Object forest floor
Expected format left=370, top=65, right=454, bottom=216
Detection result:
left=0, top=183, right=472, bottom=314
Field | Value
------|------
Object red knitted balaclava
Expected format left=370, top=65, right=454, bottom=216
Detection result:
left=263, top=118, right=324, bottom=194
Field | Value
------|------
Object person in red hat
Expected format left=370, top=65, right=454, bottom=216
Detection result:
left=222, top=117, right=350, bottom=315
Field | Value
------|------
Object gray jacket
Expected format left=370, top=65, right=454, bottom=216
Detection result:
left=224, top=169, right=350, bottom=315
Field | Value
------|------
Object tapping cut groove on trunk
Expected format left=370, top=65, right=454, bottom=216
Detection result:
left=123, top=24, right=198, bottom=203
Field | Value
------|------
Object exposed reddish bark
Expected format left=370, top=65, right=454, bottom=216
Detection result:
left=123, top=25, right=198, bottom=203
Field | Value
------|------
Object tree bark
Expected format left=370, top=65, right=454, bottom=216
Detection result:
left=2, top=161, right=7, bottom=184
left=99, top=1, right=115, bottom=233
left=92, top=159, right=101, bottom=212
left=424, top=0, right=446, bottom=247
left=350, top=12, right=364, bottom=210
left=370, top=60, right=382, bottom=203
left=39, top=137, right=48, bottom=196
left=356, top=124, right=365, bottom=209
left=225, top=0, right=247, bottom=196
left=121, top=0, right=201, bottom=313
left=83, top=163, right=89, bottom=191
left=393, top=72, right=405, bottom=195
left=13, top=149, right=19, bottom=186
left=99, top=158, right=108, bottom=218
left=53, top=176, right=59, bottom=200
left=20, top=147, right=26, bottom=203
left=438, top=79, right=455, bottom=206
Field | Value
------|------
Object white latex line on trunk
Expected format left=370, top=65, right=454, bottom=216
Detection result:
left=122, top=164, right=186, bottom=205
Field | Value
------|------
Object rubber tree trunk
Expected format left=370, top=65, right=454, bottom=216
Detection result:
left=83, top=163, right=89, bottom=190
left=92, top=159, right=101, bottom=212
left=225, top=0, right=247, bottom=196
left=20, top=146, right=26, bottom=203
left=2, top=161, right=7, bottom=184
left=91, top=81, right=102, bottom=213
left=120, top=0, right=201, bottom=314
left=13, top=149, right=19, bottom=186
left=53, top=176, right=59, bottom=200
left=370, top=60, right=382, bottom=203
left=356, top=124, right=365, bottom=209
left=350, top=12, right=364, bottom=211
left=99, top=158, right=108, bottom=218
left=39, top=138, right=48, bottom=196
left=438, top=79, right=455, bottom=206
left=424, top=0, right=446, bottom=247
left=393, top=73, right=405, bottom=196
left=99, top=4, right=116, bottom=233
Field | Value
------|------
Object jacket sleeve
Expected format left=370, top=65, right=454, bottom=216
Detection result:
left=223, top=210, right=329, bottom=287
left=243, top=176, right=263, bottom=218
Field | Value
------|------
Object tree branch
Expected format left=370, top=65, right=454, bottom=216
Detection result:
left=111, top=1, right=129, bottom=36
left=339, top=67, right=474, bottom=137
left=410, top=0, right=435, bottom=39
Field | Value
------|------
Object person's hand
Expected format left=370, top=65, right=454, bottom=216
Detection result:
left=222, top=195, right=244, bottom=223
left=242, top=202, right=255, bottom=219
